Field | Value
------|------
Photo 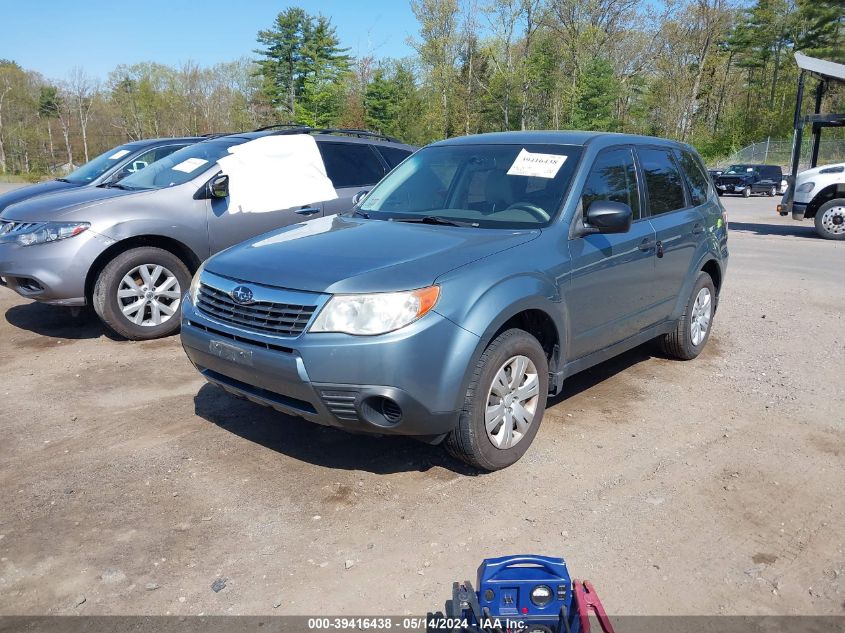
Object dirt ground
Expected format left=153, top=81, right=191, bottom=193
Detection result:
left=0, top=191, right=842, bottom=617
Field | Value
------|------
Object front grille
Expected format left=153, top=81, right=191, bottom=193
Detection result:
left=718, top=177, right=743, bottom=186
left=196, top=283, right=317, bottom=336
left=0, top=220, right=41, bottom=235
left=319, top=390, right=360, bottom=422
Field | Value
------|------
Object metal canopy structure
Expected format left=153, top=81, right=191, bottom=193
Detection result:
left=788, top=52, right=845, bottom=184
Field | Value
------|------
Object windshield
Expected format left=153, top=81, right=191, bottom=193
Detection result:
left=358, top=144, right=582, bottom=228
left=62, top=144, right=141, bottom=184
left=724, top=164, right=754, bottom=175
left=119, top=138, right=245, bottom=190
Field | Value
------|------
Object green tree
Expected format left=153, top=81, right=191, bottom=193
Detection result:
left=573, top=58, right=620, bottom=131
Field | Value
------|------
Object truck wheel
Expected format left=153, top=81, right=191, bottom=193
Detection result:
left=814, top=199, right=845, bottom=240
left=659, top=272, right=716, bottom=361
left=444, top=329, right=549, bottom=471
left=93, top=247, right=191, bottom=340
left=742, top=188, right=751, bottom=198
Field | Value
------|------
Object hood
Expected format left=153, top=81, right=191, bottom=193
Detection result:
left=0, top=180, right=79, bottom=213
left=205, top=215, right=540, bottom=294
left=0, top=185, right=143, bottom=222
left=797, top=162, right=845, bottom=181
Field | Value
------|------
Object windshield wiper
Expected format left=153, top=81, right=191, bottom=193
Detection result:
left=107, top=183, right=135, bottom=190
left=350, top=209, right=370, bottom=219
left=55, top=178, right=72, bottom=183
left=392, top=215, right=477, bottom=227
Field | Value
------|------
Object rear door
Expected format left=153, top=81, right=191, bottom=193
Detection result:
left=566, top=146, right=658, bottom=359
left=318, top=141, right=388, bottom=217
left=638, top=146, right=705, bottom=322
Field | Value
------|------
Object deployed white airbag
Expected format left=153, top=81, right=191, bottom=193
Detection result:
left=216, top=135, right=337, bottom=213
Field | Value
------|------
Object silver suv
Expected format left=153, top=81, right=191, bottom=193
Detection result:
left=0, top=127, right=414, bottom=339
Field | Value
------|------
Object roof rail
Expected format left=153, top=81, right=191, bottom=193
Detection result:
left=254, top=124, right=403, bottom=144
left=201, top=132, right=230, bottom=139
left=253, top=124, right=311, bottom=132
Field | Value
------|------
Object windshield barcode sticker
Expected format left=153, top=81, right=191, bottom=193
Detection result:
left=172, top=157, right=208, bottom=173
left=108, top=149, right=130, bottom=160
left=507, top=149, right=567, bottom=179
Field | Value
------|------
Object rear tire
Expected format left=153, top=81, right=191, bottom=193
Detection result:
left=742, top=188, right=751, bottom=198
left=444, top=329, right=549, bottom=471
left=813, top=199, right=845, bottom=240
left=659, top=272, right=716, bottom=360
left=92, top=247, right=191, bottom=340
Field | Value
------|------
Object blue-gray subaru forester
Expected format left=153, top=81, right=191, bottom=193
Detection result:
left=180, top=131, right=728, bottom=471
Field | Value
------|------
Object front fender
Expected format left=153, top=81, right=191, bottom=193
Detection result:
left=434, top=269, right=565, bottom=408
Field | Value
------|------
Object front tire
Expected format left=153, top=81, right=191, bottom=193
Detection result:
left=768, top=186, right=776, bottom=197
left=444, top=329, right=549, bottom=471
left=92, top=247, right=191, bottom=340
left=742, top=187, right=751, bottom=198
left=659, top=272, right=716, bottom=360
left=814, top=199, right=845, bottom=240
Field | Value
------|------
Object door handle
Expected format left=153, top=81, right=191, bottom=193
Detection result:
left=295, top=206, right=321, bottom=216
left=638, top=238, right=656, bottom=251
left=691, top=223, right=704, bottom=235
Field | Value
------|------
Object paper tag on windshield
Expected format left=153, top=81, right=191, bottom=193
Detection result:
left=108, top=149, right=130, bottom=160
left=507, top=149, right=566, bottom=179
left=172, top=157, right=208, bottom=173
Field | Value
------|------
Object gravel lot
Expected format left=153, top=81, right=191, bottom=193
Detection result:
left=0, top=189, right=842, bottom=616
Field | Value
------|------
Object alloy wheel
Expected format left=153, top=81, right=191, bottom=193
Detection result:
left=117, top=264, right=182, bottom=327
left=485, top=355, right=540, bottom=450
left=690, top=287, right=712, bottom=346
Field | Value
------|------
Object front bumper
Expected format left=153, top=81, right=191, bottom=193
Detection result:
left=776, top=200, right=807, bottom=220
left=716, top=183, right=748, bottom=194
left=180, top=294, right=481, bottom=439
left=0, top=230, right=109, bottom=305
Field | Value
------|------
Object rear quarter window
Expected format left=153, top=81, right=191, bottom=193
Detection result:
left=676, top=149, right=711, bottom=207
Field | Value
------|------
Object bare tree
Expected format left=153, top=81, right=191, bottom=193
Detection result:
left=68, top=67, right=97, bottom=162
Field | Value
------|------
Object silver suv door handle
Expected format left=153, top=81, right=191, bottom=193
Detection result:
left=295, top=207, right=321, bottom=216
left=638, top=238, right=656, bottom=251
left=691, top=223, right=704, bottom=235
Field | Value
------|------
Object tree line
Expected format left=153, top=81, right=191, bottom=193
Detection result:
left=0, top=0, right=842, bottom=178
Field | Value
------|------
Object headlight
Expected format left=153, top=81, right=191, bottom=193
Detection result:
left=796, top=181, right=815, bottom=193
left=530, top=584, right=554, bottom=607
left=189, top=260, right=207, bottom=304
left=310, top=286, right=440, bottom=335
left=0, top=221, right=90, bottom=246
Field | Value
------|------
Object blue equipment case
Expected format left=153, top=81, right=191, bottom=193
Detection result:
left=439, top=555, right=615, bottom=633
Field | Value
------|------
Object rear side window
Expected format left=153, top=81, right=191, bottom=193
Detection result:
left=676, top=149, right=710, bottom=207
left=318, top=142, right=386, bottom=188
left=376, top=146, right=413, bottom=169
left=638, top=147, right=687, bottom=215
left=581, top=147, right=641, bottom=220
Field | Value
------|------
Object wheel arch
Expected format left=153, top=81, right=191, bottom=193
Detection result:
left=85, top=235, right=202, bottom=302
left=806, top=185, right=844, bottom=218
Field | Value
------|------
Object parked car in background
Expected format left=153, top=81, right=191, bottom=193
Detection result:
left=715, top=164, right=783, bottom=197
left=0, top=127, right=415, bottom=339
left=778, top=161, right=845, bottom=240
left=0, top=137, right=204, bottom=212
left=180, top=131, right=728, bottom=470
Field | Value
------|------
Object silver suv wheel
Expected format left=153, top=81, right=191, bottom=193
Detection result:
left=118, top=264, right=182, bottom=326
left=690, top=287, right=712, bottom=346
left=485, top=355, right=540, bottom=449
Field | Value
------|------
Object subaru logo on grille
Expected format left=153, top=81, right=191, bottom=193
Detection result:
left=231, top=285, right=255, bottom=305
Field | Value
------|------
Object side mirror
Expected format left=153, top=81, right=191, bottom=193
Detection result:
left=584, top=200, right=632, bottom=234
left=352, top=190, right=369, bottom=206
left=210, top=174, right=229, bottom=199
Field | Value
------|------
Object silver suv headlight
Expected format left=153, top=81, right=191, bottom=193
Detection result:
left=0, top=221, right=90, bottom=246
left=310, top=286, right=440, bottom=335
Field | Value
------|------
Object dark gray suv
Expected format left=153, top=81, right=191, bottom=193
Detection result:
left=180, top=132, right=729, bottom=470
